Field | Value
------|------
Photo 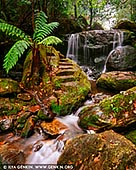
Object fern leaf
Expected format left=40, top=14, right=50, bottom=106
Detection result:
left=33, top=23, right=59, bottom=43
left=0, top=23, right=30, bottom=41
left=47, top=22, right=59, bottom=30
left=33, top=11, right=59, bottom=43
left=38, top=36, right=62, bottom=46
left=35, top=11, right=48, bottom=30
left=3, top=40, right=30, bottom=73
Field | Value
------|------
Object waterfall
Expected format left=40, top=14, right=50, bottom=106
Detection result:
left=66, top=33, right=81, bottom=62
left=83, top=33, right=90, bottom=64
left=102, top=30, right=124, bottom=73
left=113, top=30, right=124, bottom=49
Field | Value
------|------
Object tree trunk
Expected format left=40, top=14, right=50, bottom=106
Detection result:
left=74, top=4, right=77, bottom=18
left=89, top=0, right=93, bottom=27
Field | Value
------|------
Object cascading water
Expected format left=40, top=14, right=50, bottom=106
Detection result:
left=102, top=30, right=124, bottom=73
left=66, top=30, right=125, bottom=79
left=66, top=33, right=81, bottom=62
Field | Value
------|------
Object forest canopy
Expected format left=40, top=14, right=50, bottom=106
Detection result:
left=0, top=0, right=136, bottom=32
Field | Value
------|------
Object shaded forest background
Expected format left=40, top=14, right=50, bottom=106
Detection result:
left=0, top=0, right=136, bottom=70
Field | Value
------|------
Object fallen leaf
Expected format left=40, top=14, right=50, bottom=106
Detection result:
left=29, top=105, right=40, bottom=113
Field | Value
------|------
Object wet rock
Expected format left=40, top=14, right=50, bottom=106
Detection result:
left=58, top=130, right=136, bottom=169
left=17, top=112, right=31, bottom=124
left=0, top=143, right=25, bottom=164
left=106, top=45, right=136, bottom=71
left=0, top=116, right=13, bottom=131
left=96, top=71, right=136, bottom=91
left=40, top=118, right=68, bottom=136
left=0, top=78, right=21, bottom=96
left=21, top=116, right=36, bottom=138
left=17, top=92, right=32, bottom=101
left=115, top=20, right=136, bottom=32
left=0, top=98, right=22, bottom=116
left=125, top=129, right=136, bottom=145
left=78, top=86, right=136, bottom=132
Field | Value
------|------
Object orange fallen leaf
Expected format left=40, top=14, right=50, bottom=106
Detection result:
left=133, top=101, right=136, bottom=108
left=29, top=105, right=40, bottom=113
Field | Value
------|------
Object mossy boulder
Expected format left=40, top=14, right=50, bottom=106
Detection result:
left=0, top=78, right=21, bottom=96
left=0, top=143, right=25, bottom=164
left=78, top=86, right=136, bottom=132
left=115, top=20, right=136, bottom=32
left=106, top=45, right=136, bottom=71
left=96, top=71, right=136, bottom=91
left=58, top=130, right=136, bottom=169
left=21, top=45, right=91, bottom=116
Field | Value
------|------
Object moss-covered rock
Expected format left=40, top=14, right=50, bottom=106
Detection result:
left=0, top=78, right=21, bottom=96
left=21, top=116, right=36, bottom=138
left=125, top=129, right=136, bottom=145
left=58, top=130, right=136, bottom=169
left=21, top=46, right=91, bottom=116
left=78, top=86, right=136, bottom=132
left=115, top=20, right=136, bottom=32
left=106, top=45, right=136, bottom=71
left=96, top=71, right=136, bottom=91
left=0, top=143, right=25, bottom=164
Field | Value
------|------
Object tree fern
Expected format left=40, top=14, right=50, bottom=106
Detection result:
left=0, top=10, right=62, bottom=73
left=3, top=40, right=30, bottom=73
left=33, top=11, right=59, bottom=43
left=38, top=36, right=62, bottom=46
left=0, top=22, right=30, bottom=41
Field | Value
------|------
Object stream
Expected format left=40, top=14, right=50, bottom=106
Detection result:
left=0, top=29, right=126, bottom=169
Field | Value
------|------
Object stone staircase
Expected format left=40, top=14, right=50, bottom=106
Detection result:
left=55, top=58, right=77, bottom=86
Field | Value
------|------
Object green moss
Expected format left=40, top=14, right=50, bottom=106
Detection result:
left=99, top=89, right=136, bottom=117
left=125, top=130, right=136, bottom=145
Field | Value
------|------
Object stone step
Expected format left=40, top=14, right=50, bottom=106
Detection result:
left=59, top=58, right=70, bottom=62
left=59, top=62, right=73, bottom=66
left=61, top=81, right=78, bottom=87
left=56, top=69, right=75, bottom=76
left=59, top=65, right=73, bottom=69
left=57, top=75, right=75, bottom=83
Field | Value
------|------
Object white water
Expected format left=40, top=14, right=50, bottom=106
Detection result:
left=26, top=114, right=84, bottom=164
left=66, top=34, right=81, bottom=62
left=102, top=30, right=124, bottom=73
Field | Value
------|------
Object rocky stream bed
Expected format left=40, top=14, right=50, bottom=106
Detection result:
left=0, top=43, right=136, bottom=169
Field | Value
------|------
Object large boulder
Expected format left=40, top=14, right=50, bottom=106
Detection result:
left=21, top=45, right=91, bottom=116
left=0, top=78, right=21, bottom=96
left=78, top=86, right=136, bottom=132
left=96, top=71, right=136, bottom=91
left=115, top=20, right=136, bottom=32
left=58, top=130, right=136, bottom=169
left=106, top=45, right=136, bottom=71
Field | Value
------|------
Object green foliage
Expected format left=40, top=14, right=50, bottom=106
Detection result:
left=39, top=36, right=62, bottom=46
left=3, top=40, right=30, bottom=73
left=0, top=10, right=62, bottom=73
left=0, top=22, right=30, bottom=41
left=51, top=102, right=63, bottom=115
left=33, top=11, right=59, bottom=43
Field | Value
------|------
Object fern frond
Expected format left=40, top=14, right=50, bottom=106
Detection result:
left=3, top=40, right=30, bottom=73
left=35, top=11, right=48, bottom=30
left=0, top=19, right=6, bottom=23
left=38, top=36, right=62, bottom=46
left=0, top=22, right=30, bottom=41
left=47, top=22, right=59, bottom=31
left=33, top=23, right=59, bottom=43
left=33, top=11, right=59, bottom=43
left=33, top=25, right=53, bottom=42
